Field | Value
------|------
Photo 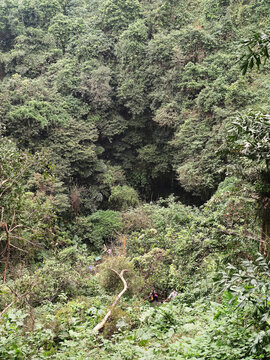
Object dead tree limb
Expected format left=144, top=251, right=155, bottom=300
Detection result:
left=218, top=228, right=265, bottom=244
left=9, top=243, right=28, bottom=253
left=0, top=300, right=15, bottom=317
left=0, top=283, right=36, bottom=318
left=1, top=222, right=10, bottom=284
left=93, top=269, right=128, bottom=333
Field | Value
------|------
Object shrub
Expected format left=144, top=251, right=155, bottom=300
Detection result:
left=103, top=306, right=131, bottom=338
left=98, top=256, right=144, bottom=296
left=132, top=248, right=173, bottom=296
left=108, top=185, right=140, bottom=211
left=70, top=210, right=123, bottom=250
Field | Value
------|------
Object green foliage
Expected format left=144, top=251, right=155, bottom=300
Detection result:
left=226, top=110, right=270, bottom=250
left=1, top=0, right=270, bottom=357
left=117, top=19, right=148, bottom=65
left=132, top=248, right=173, bottom=294
left=0, top=185, right=267, bottom=359
left=204, top=0, right=230, bottom=21
left=103, top=164, right=126, bottom=189
left=48, top=13, right=84, bottom=53
left=0, top=138, right=57, bottom=271
left=204, top=176, right=258, bottom=232
left=1, top=0, right=269, bottom=206
left=103, top=306, right=131, bottom=338
left=71, top=210, right=123, bottom=250
left=228, top=110, right=270, bottom=166
left=153, top=102, right=180, bottom=127
left=179, top=26, right=217, bottom=62
left=47, top=120, right=101, bottom=180
left=3, top=27, right=56, bottom=77
left=101, top=0, right=142, bottom=34
left=8, top=99, right=66, bottom=128
left=27, top=172, right=70, bottom=215
left=98, top=256, right=143, bottom=295
left=72, top=29, right=113, bottom=61
left=240, top=32, right=270, bottom=74
left=219, top=254, right=270, bottom=356
left=80, top=65, right=112, bottom=109
left=117, top=75, right=147, bottom=116
left=108, top=185, right=140, bottom=211
left=9, top=254, right=101, bottom=306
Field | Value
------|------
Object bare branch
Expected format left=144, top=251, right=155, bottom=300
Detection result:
left=10, top=210, right=16, bottom=228
left=93, top=269, right=128, bottom=333
left=0, top=179, right=9, bottom=188
left=0, top=283, right=37, bottom=317
left=0, top=207, right=4, bottom=223
left=218, top=228, right=265, bottom=243
left=9, top=224, right=25, bottom=232
left=5, top=284, right=18, bottom=296
left=0, top=161, right=32, bottom=199
left=0, top=300, right=15, bottom=317
left=0, top=222, right=10, bottom=284
left=10, top=243, right=28, bottom=253
left=11, top=235, right=42, bottom=248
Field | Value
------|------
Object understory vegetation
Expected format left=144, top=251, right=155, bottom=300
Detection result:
left=1, top=0, right=270, bottom=359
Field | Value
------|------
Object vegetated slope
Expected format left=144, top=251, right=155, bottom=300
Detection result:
left=0, top=0, right=270, bottom=210
left=1, top=0, right=270, bottom=359
left=0, top=184, right=269, bottom=359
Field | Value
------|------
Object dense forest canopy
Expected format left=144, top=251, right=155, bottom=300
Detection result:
left=1, top=0, right=270, bottom=359
left=1, top=0, right=269, bottom=211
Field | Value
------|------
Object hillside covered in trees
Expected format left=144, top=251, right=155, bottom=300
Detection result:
left=1, top=0, right=270, bottom=359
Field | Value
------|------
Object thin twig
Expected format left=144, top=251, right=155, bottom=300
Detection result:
left=9, top=243, right=28, bottom=253
left=0, top=283, right=36, bottom=318
left=0, top=207, right=4, bottom=223
left=10, top=210, right=16, bottom=229
left=218, top=229, right=265, bottom=243
left=11, top=235, right=41, bottom=248
left=1, top=222, right=10, bottom=284
left=0, top=179, right=9, bottom=188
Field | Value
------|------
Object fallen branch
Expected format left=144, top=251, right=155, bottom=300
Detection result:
left=1, top=222, right=10, bottom=284
left=11, top=235, right=42, bottom=248
left=0, top=300, right=16, bottom=317
left=93, top=269, right=128, bottom=333
left=9, top=243, right=28, bottom=253
left=218, top=228, right=264, bottom=243
left=0, top=283, right=36, bottom=318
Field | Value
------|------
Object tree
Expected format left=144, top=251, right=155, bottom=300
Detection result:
left=16, top=0, right=62, bottom=29
left=71, top=29, right=113, bottom=62
left=108, top=185, right=140, bottom=210
left=0, top=0, right=18, bottom=51
left=46, top=119, right=106, bottom=213
left=240, top=32, right=270, bottom=74
left=4, top=27, right=57, bottom=77
left=48, top=13, right=84, bottom=54
left=116, top=19, right=148, bottom=68
left=7, top=98, right=69, bottom=149
left=79, top=65, right=112, bottom=109
left=0, top=138, right=56, bottom=282
left=93, top=269, right=128, bottom=333
left=35, top=0, right=62, bottom=28
left=227, top=111, right=270, bottom=256
left=0, top=74, right=71, bottom=150
left=101, top=0, right=142, bottom=34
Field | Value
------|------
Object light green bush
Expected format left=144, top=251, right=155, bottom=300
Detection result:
left=108, top=185, right=140, bottom=211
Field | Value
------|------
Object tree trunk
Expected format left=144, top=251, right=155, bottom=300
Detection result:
left=93, top=269, right=128, bottom=333
left=1, top=222, right=10, bottom=283
left=260, top=218, right=265, bottom=254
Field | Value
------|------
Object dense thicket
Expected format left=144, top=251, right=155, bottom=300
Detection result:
left=1, top=0, right=270, bottom=359
left=1, top=0, right=269, bottom=212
